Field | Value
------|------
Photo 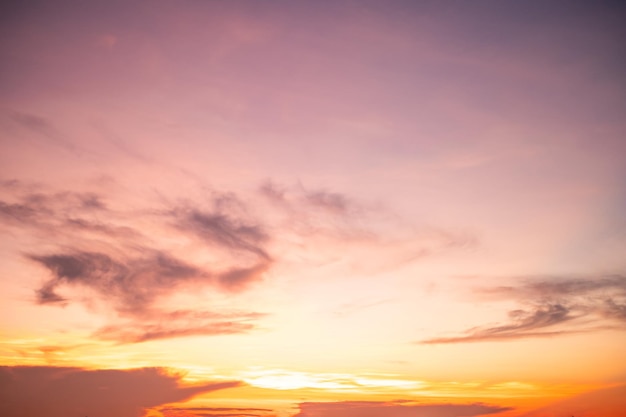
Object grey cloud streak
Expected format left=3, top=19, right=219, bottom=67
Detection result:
left=5, top=110, right=80, bottom=152
left=1, top=180, right=272, bottom=343
left=1, top=178, right=477, bottom=344
left=421, top=275, right=626, bottom=344
left=259, top=181, right=359, bottom=217
left=173, top=206, right=271, bottom=260
left=159, top=406, right=276, bottom=417
left=30, top=250, right=206, bottom=313
left=28, top=249, right=267, bottom=343
left=0, top=365, right=242, bottom=417
left=259, top=180, right=478, bottom=264
left=293, top=400, right=512, bottom=417
left=94, top=310, right=264, bottom=343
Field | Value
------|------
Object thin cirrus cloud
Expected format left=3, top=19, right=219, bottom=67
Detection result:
left=420, top=275, right=626, bottom=344
left=29, top=251, right=205, bottom=311
left=0, top=365, right=242, bottom=417
left=93, top=310, right=264, bottom=344
left=0, top=179, right=270, bottom=343
left=258, top=180, right=477, bottom=256
left=0, top=177, right=474, bottom=344
left=293, top=400, right=512, bottom=417
left=158, top=406, right=276, bottom=417
left=3, top=110, right=80, bottom=153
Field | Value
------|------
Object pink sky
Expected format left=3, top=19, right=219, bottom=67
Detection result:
left=1, top=1, right=625, bottom=416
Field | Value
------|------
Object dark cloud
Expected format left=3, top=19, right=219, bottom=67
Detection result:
left=94, top=315, right=259, bottom=343
left=94, top=321, right=255, bottom=343
left=7, top=110, right=80, bottom=152
left=304, top=190, right=350, bottom=214
left=160, top=406, right=275, bottom=417
left=259, top=180, right=287, bottom=202
left=0, top=184, right=109, bottom=235
left=0, top=181, right=274, bottom=343
left=10, top=111, right=53, bottom=130
left=421, top=275, right=626, bottom=344
left=294, top=401, right=512, bottom=417
left=0, top=200, right=42, bottom=223
left=30, top=249, right=272, bottom=313
left=217, top=260, right=272, bottom=291
left=421, top=304, right=581, bottom=344
left=29, top=250, right=205, bottom=314
left=172, top=206, right=270, bottom=260
left=258, top=182, right=479, bottom=266
left=35, top=281, right=68, bottom=305
left=0, top=365, right=242, bottom=417
left=2, top=179, right=476, bottom=344
left=259, top=181, right=356, bottom=215
left=28, top=249, right=267, bottom=343
left=485, top=274, right=626, bottom=299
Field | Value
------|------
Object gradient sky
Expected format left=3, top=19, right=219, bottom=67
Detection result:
left=1, top=1, right=625, bottom=417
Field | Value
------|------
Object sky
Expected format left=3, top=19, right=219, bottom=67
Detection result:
left=1, top=1, right=625, bottom=416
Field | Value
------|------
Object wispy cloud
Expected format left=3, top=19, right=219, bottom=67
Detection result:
left=29, top=250, right=206, bottom=313
left=5, top=110, right=80, bottom=152
left=0, top=365, right=242, bottom=417
left=171, top=205, right=270, bottom=260
left=1, top=180, right=270, bottom=343
left=258, top=180, right=477, bottom=269
left=28, top=249, right=265, bottom=343
left=420, top=275, right=626, bottom=344
left=294, top=400, right=512, bottom=417
left=159, top=406, right=276, bottom=417
left=1, top=178, right=476, bottom=343
left=93, top=310, right=263, bottom=343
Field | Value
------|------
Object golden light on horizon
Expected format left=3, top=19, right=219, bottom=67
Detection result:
left=1, top=1, right=625, bottom=416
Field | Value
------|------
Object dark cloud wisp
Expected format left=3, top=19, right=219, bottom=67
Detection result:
left=420, top=275, right=626, bottom=344
left=0, top=365, right=242, bottom=417
left=30, top=250, right=206, bottom=314
left=294, top=400, right=512, bottom=417
left=1, top=179, right=478, bottom=344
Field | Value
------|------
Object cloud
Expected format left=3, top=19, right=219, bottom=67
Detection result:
left=159, top=406, right=275, bottom=417
left=420, top=275, right=626, bottom=344
left=259, top=180, right=360, bottom=218
left=0, top=182, right=114, bottom=236
left=258, top=181, right=478, bottom=269
left=421, top=304, right=580, bottom=344
left=93, top=310, right=263, bottom=343
left=172, top=206, right=270, bottom=261
left=29, top=250, right=206, bottom=314
left=1, top=179, right=476, bottom=343
left=0, top=182, right=271, bottom=344
left=0, top=365, right=242, bottom=417
left=6, top=110, right=79, bottom=152
left=28, top=248, right=266, bottom=343
left=94, top=321, right=255, bottom=343
left=293, top=401, right=512, bottom=417
left=217, top=260, right=272, bottom=291
left=304, top=190, right=351, bottom=214
left=485, top=274, right=626, bottom=300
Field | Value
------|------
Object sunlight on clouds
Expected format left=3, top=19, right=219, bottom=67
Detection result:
left=239, top=368, right=429, bottom=392
left=242, top=369, right=354, bottom=390
left=1, top=1, right=625, bottom=417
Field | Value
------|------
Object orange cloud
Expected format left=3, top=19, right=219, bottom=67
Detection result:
left=520, top=384, right=626, bottom=417
left=294, top=400, right=511, bottom=417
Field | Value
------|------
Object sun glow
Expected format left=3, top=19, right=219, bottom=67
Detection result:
left=1, top=1, right=625, bottom=417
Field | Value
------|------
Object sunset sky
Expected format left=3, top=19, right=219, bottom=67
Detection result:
left=1, top=1, right=625, bottom=416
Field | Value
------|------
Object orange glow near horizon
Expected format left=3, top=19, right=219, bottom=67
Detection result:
left=1, top=1, right=625, bottom=417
